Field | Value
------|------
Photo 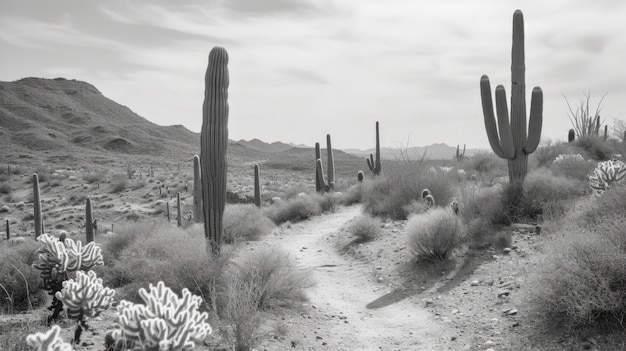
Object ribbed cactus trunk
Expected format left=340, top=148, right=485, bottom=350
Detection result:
left=316, top=159, right=327, bottom=192
left=176, top=192, right=182, bottom=227
left=85, top=198, right=94, bottom=243
left=254, top=164, right=261, bottom=208
left=480, top=10, right=543, bottom=189
left=201, top=47, right=229, bottom=255
left=192, top=155, right=202, bottom=223
left=315, top=142, right=322, bottom=193
left=33, top=174, right=42, bottom=237
left=326, top=134, right=335, bottom=191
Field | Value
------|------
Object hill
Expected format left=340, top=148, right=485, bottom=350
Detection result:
left=236, top=139, right=294, bottom=153
left=0, top=77, right=199, bottom=157
left=344, top=143, right=482, bottom=160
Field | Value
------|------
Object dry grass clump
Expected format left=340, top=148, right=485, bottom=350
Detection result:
left=311, top=192, right=341, bottom=213
left=347, top=215, right=382, bottom=243
left=340, top=183, right=363, bottom=205
left=82, top=172, right=103, bottom=184
left=406, top=208, right=465, bottom=263
left=574, top=135, right=616, bottom=161
left=468, top=151, right=507, bottom=179
left=528, top=217, right=626, bottom=331
left=223, top=204, right=275, bottom=243
left=111, top=173, right=128, bottom=193
left=580, top=184, right=626, bottom=227
left=263, top=195, right=322, bottom=224
left=362, top=161, right=457, bottom=220
left=522, top=168, right=587, bottom=220
left=0, top=239, right=47, bottom=313
left=0, top=183, right=12, bottom=194
left=549, top=154, right=596, bottom=182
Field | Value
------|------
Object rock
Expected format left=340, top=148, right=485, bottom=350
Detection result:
left=0, top=205, right=10, bottom=213
left=497, top=290, right=510, bottom=298
left=16, top=202, right=25, bottom=208
left=424, top=299, right=434, bottom=307
left=450, top=336, right=457, bottom=341
left=507, top=308, right=518, bottom=315
left=471, top=280, right=479, bottom=286
left=503, top=247, right=512, bottom=255
left=581, top=341, right=592, bottom=349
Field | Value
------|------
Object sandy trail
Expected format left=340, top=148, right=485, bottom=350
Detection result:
left=266, top=205, right=449, bottom=350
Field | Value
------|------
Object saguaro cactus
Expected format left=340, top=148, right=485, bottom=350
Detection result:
left=480, top=10, right=543, bottom=187
left=254, top=164, right=261, bottom=208
left=455, top=144, right=466, bottom=161
left=367, top=121, right=382, bottom=175
left=568, top=129, right=575, bottom=143
left=85, top=198, right=94, bottom=243
left=326, top=134, right=335, bottom=190
left=316, top=159, right=327, bottom=192
left=201, top=46, right=229, bottom=254
left=193, top=155, right=202, bottom=223
left=315, top=142, right=323, bottom=193
left=33, top=173, right=43, bottom=237
left=176, top=192, right=182, bottom=227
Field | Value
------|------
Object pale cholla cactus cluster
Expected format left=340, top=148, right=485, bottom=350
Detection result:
left=26, top=325, right=73, bottom=351
left=112, top=281, right=212, bottom=351
left=553, top=154, right=584, bottom=164
left=589, top=160, right=626, bottom=195
left=55, top=270, right=115, bottom=320
left=32, top=233, right=104, bottom=278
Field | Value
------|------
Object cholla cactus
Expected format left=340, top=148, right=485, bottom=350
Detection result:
left=112, top=281, right=212, bottom=351
left=32, top=234, right=104, bottom=323
left=553, top=154, right=584, bottom=164
left=589, top=160, right=626, bottom=195
left=56, top=270, right=115, bottom=320
left=26, top=325, right=73, bottom=351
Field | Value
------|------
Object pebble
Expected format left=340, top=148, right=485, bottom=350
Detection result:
left=471, top=280, right=479, bottom=286
left=503, top=247, right=512, bottom=254
left=497, top=290, right=510, bottom=298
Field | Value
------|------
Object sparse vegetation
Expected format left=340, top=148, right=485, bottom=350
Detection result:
left=347, top=215, right=382, bottom=243
left=223, top=204, right=275, bottom=243
left=406, top=208, right=465, bottom=262
left=263, top=195, right=322, bottom=224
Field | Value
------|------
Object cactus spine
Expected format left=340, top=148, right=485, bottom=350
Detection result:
left=192, top=155, right=202, bottom=223
left=201, top=47, right=229, bottom=254
left=326, top=134, right=335, bottom=190
left=480, top=10, right=543, bottom=187
left=568, top=129, right=575, bottom=143
left=85, top=198, right=94, bottom=243
left=367, top=121, right=382, bottom=175
left=176, top=192, right=182, bottom=227
left=33, top=173, right=43, bottom=237
left=254, top=164, right=261, bottom=208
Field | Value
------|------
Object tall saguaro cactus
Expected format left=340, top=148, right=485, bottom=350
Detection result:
left=326, top=134, right=335, bottom=190
left=254, top=164, right=261, bottom=208
left=33, top=174, right=42, bottom=237
left=201, top=46, right=229, bottom=254
left=176, top=192, right=182, bottom=227
left=367, top=121, right=382, bottom=175
left=85, top=198, right=94, bottom=243
left=192, top=155, right=202, bottom=223
left=315, top=142, right=323, bottom=193
left=480, top=10, right=543, bottom=187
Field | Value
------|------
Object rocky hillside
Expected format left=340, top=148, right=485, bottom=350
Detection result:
left=0, top=77, right=199, bottom=156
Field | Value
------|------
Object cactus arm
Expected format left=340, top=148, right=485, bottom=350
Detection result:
left=253, top=164, right=261, bottom=208
left=33, top=174, right=42, bottom=237
left=192, top=155, right=202, bottom=223
left=480, top=76, right=509, bottom=159
left=494, top=85, right=516, bottom=159
left=315, top=143, right=322, bottom=193
left=326, top=134, right=335, bottom=190
left=366, top=154, right=374, bottom=172
left=524, top=87, right=543, bottom=154
left=374, top=121, right=381, bottom=174
left=85, top=198, right=94, bottom=243
left=316, top=159, right=327, bottom=192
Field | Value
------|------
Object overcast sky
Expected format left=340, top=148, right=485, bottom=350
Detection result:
left=1, top=0, right=625, bottom=150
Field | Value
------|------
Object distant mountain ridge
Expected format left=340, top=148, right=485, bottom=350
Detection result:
left=344, top=143, right=481, bottom=160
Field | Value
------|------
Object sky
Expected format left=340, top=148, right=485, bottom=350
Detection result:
left=1, top=0, right=626, bottom=150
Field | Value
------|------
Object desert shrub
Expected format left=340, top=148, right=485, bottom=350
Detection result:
left=406, top=208, right=465, bottom=262
left=223, top=268, right=263, bottom=351
left=402, top=200, right=429, bottom=216
left=263, top=195, right=322, bottom=224
left=0, top=183, right=12, bottom=194
left=549, top=154, right=596, bottom=181
left=533, top=141, right=571, bottom=168
left=98, top=223, right=228, bottom=308
left=130, top=179, right=147, bottom=190
left=231, top=246, right=312, bottom=309
left=68, top=193, right=87, bottom=206
left=312, top=192, right=340, bottom=213
left=362, top=161, right=457, bottom=220
left=0, top=240, right=47, bottom=313
left=111, top=174, right=128, bottom=193
left=469, top=152, right=505, bottom=177
left=521, top=168, right=587, bottom=220
left=223, top=204, right=275, bottom=243
left=34, top=167, right=51, bottom=182
left=340, top=183, right=362, bottom=205
left=574, top=135, right=615, bottom=161
left=580, top=183, right=626, bottom=227
left=347, top=215, right=382, bottom=243
left=82, top=172, right=103, bottom=184
left=528, top=218, right=626, bottom=331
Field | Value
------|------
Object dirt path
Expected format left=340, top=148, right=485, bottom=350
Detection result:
left=264, top=205, right=450, bottom=350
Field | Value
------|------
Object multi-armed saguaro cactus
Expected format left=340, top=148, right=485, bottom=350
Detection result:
left=326, top=134, right=335, bottom=190
left=254, top=164, right=261, bottom=208
left=367, top=121, right=382, bottom=175
left=33, top=173, right=43, bottom=237
left=455, top=144, right=466, bottom=161
left=192, top=155, right=202, bottom=223
left=85, top=198, right=94, bottom=243
left=480, top=10, right=543, bottom=188
left=111, top=281, right=212, bottom=351
left=201, top=46, right=229, bottom=254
